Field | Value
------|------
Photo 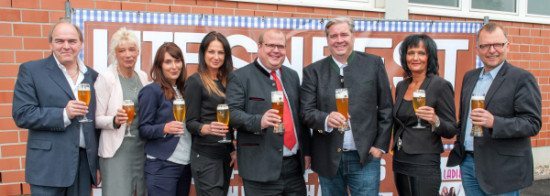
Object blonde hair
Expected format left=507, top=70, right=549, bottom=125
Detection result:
left=325, top=16, right=355, bottom=36
left=108, top=27, right=140, bottom=66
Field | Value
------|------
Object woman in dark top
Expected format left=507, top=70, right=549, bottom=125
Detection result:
left=392, top=34, right=457, bottom=196
left=138, top=42, right=192, bottom=196
left=185, top=31, right=236, bottom=195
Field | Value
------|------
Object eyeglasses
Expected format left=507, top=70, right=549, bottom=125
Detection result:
left=478, top=42, right=508, bottom=51
left=262, top=43, right=286, bottom=50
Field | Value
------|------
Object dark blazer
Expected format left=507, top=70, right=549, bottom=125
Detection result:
left=226, top=60, right=310, bottom=182
left=12, top=55, right=99, bottom=187
left=392, top=74, right=457, bottom=155
left=300, top=51, right=393, bottom=177
left=138, top=82, right=184, bottom=160
left=447, top=61, right=541, bottom=194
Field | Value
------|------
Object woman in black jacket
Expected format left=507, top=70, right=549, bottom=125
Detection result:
left=392, top=34, right=457, bottom=196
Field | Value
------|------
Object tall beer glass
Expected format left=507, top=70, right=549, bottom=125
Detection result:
left=173, top=98, right=186, bottom=137
left=122, top=100, right=135, bottom=137
left=271, top=91, right=284, bottom=134
left=471, top=95, right=485, bottom=137
left=412, top=89, right=426, bottom=128
left=77, top=83, right=93, bottom=123
left=335, top=88, right=350, bottom=132
left=217, top=104, right=231, bottom=143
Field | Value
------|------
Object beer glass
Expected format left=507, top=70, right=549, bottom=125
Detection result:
left=271, top=91, right=284, bottom=134
left=471, top=95, right=485, bottom=137
left=77, top=83, right=93, bottom=123
left=335, top=88, right=350, bottom=132
left=412, top=89, right=426, bottom=128
left=122, top=100, right=135, bottom=137
left=172, top=98, right=186, bottom=137
left=216, top=104, right=231, bottom=143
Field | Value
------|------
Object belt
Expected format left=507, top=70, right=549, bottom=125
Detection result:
left=343, top=148, right=356, bottom=152
left=283, top=155, right=297, bottom=160
left=465, top=151, right=474, bottom=157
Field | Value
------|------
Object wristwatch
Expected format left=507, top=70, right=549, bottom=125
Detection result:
left=433, top=117, right=440, bottom=128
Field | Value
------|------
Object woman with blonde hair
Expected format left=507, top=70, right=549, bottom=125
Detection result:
left=95, top=27, right=149, bottom=195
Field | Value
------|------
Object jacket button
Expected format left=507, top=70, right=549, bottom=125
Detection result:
left=318, top=129, right=323, bottom=133
left=337, top=148, right=342, bottom=152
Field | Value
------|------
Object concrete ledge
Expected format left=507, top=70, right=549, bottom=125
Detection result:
left=533, top=146, right=550, bottom=180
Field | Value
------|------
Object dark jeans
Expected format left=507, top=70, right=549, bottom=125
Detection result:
left=394, top=172, right=441, bottom=196
left=243, top=155, right=306, bottom=196
left=318, top=151, right=380, bottom=196
left=144, top=158, right=191, bottom=196
left=460, top=154, right=520, bottom=196
left=190, top=151, right=233, bottom=196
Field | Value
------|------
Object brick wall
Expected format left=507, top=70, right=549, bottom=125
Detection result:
left=0, top=0, right=548, bottom=195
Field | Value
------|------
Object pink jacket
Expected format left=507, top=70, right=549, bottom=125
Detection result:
left=95, top=65, right=149, bottom=158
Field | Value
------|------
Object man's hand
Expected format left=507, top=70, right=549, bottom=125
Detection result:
left=65, top=100, right=88, bottom=119
left=471, top=108, right=494, bottom=128
left=304, top=155, right=311, bottom=170
left=369, top=147, right=383, bottom=158
left=229, top=151, right=237, bottom=167
left=261, top=109, right=281, bottom=129
left=327, top=111, right=346, bottom=129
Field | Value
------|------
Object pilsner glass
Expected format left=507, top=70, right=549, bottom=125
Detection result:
left=122, top=100, right=135, bottom=137
left=77, top=83, right=93, bottom=123
left=217, top=104, right=231, bottom=143
left=271, top=91, right=284, bottom=134
left=335, top=88, right=350, bottom=132
left=173, top=98, right=186, bottom=137
left=471, top=95, right=485, bottom=137
left=412, top=89, right=426, bottom=128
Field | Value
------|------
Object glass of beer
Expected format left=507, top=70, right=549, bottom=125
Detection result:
left=172, top=98, right=186, bottom=137
left=77, top=83, right=93, bottom=123
left=271, top=91, right=284, bottom=134
left=217, top=104, right=231, bottom=143
left=471, top=95, right=485, bottom=137
left=335, top=88, right=350, bottom=132
left=122, top=100, right=135, bottom=137
left=412, top=89, right=426, bottom=128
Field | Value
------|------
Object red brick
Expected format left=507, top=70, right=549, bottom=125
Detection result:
left=0, top=170, right=25, bottom=182
left=520, top=45, right=529, bottom=52
left=49, top=11, right=66, bottom=22
left=216, top=1, right=237, bottom=8
left=42, top=24, right=53, bottom=38
left=0, top=0, right=11, bottom=7
left=15, top=51, right=43, bottom=63
left=70, top=0, right=95, bottom=9
left=348, top=10, right=364, bottom=17
left=277, top=5, right=296, bottom=12
left=519, top=28, right=530, bottom=36
left=0, top=131, right=18, bottom=144
left=0, top=51, right=14, bottom=63
left=238, top=9, right=254, bottom=17
left=237, top=2, right=257, bottom=10
left=531, top=29, right=541, bottom=37
left=258, top=3, right=277, bottom=11
left=121, top=2, right=147, bottom=11
left=170, top=5, right=191, bottom=13
left=174, top=0, right=196, bottom=5
left=530, top=45, right=541, bottom=53
left=0, top=184, right=23, bottom=196
left=196, top=0, right=214, bottom=6
left=12, top=0, right=39, bottom=9
left=1, top=143, right=26, bottom=157
left=151, top=0, right=174, bottom=4
left=273, top=12, right=292, bottom=18
left=0, top=37, right=22, bottom=50
left=40, top=0, right=65, bottom=10
left=331, top=9, right=347, bottom=16
left=19, top=130, right=27, bottom=143
left=147, top=4, right=170, bottom=12
left=254, top=10, right=274, bottom=17
left=213, top=8, right=234, bottom=16
left=0, top=65, right=19, bottom=77
left=13, top=24, right=41, bottom=37
left=0, top=105, right=12, bottom=117
left=191, top=7, right=213, bottom=14
left=23, top=38, right=49, bottom=50
left=313, top=8, right=331, bottom=15
left=95, top=1, right=121, bottom=10
left=0, top=9, right=21, bottom=22
left=0, top=78, right=15, bottom=91
left=296, top=6, right=313, bottom=13
left=0, top=23, right=12, bottom=36
left=21, top=10, right=49, bottom=23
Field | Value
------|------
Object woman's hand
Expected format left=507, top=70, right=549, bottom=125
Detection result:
left=415, top=106, right=439, bottom=125
left=163, top=121, right=185, bottom=135
left=200, top=122, right=228, bottom=137
left=114, top=108, right=128, bottom=127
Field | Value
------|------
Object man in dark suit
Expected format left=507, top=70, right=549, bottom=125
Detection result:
left=227, top=29, right=310, bottom=195
left=447, top=22, right=541, bottom=195
left=12, top=21, right=99, bottom=195
left=301, top=17, right=393, bottom=195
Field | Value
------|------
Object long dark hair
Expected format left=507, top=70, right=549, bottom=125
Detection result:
left=150, top=42, right=186, bottom=100
left=399, top=34, right=439, bottom=78
left=197, top=31, right=233, bottom=97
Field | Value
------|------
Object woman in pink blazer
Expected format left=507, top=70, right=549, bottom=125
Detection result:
left=94, top=27, right=149, bottom=196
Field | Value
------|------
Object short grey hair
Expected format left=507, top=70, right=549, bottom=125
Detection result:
left=48, top=19, right=83, bottom=43
left=325, top=16, right=355, bottom=36
left=108, top=27, right=141, bottom=66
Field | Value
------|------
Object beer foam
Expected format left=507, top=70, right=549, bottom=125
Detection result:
left=271, top=91, right=284, bottom=103
left=173, top=99, right=185, bottom=105
left=335, top=88, right=348, bottom=99
left=413, top=91, right=426, bottom=97
left=471, top=95, right=485, bottom=100
left=217, top=104, right=229, bottom=110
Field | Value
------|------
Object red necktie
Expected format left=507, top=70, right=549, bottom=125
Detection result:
left=271, top=70, right=296, bottom=149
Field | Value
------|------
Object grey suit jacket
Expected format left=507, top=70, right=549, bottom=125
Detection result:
left=12, top=55, right=99, bottom=187
left=301, top=51, right=393, bottom=177
left=227, top=60, right=310, bottom=182
left=447, top=61, right=541, bottom=194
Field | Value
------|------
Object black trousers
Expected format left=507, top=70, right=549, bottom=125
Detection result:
left=394, top=172, right=441, bottom=196
left=243, top=155, right=306, bottom=196
left=144, top=158, right=192, bottom=196
left=190, top=151, right=233, bottom=196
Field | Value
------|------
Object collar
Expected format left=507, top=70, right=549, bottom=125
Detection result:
left=53, top=55, right=88, bottom=74
left=480, top=61, right=504, bottom=79
left=256, top=58, right=280, bottom=76
left=330, top=51, right=355, bottom=75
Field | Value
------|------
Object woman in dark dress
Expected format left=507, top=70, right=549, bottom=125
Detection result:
left=392, top=34, right=457, bottom=196
left=185, top=31, right=236, bottom=196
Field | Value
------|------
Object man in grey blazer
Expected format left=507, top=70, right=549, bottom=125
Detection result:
left=301, top=17, right=393, bottom=195
left=227, top=29, right=310, bottom=195
left=12, top=21, right=99, bottom=195
left=447, top=22, right=541, bottom=195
